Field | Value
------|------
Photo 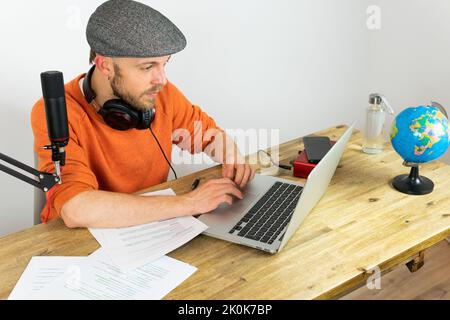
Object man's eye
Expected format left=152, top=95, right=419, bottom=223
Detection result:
left=144, top=66, right=153, bottom=70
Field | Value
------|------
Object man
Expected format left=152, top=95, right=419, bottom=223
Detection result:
left=31, top=0, right=255, bottom=228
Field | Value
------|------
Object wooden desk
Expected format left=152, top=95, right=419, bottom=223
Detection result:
left=1, top=125, right=449, bottom=300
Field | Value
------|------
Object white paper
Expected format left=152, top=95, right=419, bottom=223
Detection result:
left=89, top=188, right=208, bottom=270
left=25, top=248, right=196, bottom=300
left=8, top=256, right=85, bottom=300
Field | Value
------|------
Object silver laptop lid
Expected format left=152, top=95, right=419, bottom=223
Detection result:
left=278, top=123, right=355, bottom=251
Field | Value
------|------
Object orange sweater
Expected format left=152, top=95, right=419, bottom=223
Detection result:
left=31, top=74, right=221, bottom=222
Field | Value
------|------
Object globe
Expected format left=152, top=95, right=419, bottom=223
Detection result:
left=390, top=106, right=450, bottom=164
left=389, top=105, right=450, bottom=195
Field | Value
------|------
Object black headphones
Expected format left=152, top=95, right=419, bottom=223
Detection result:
left=82, top=65, right=155, bottom=131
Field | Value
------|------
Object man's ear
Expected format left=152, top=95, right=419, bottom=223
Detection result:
left=94, top=55, right=114, bottom=78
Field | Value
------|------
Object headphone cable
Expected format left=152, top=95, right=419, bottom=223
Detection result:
left=149, top=126, right=178, bottom=180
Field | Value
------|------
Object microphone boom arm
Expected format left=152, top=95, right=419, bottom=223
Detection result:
left=0, top=152, right=60, bottom=192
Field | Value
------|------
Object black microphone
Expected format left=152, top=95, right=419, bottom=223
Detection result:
left=40, top=71, right=69, bottom=181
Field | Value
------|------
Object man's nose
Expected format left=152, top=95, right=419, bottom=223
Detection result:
left=152, top=66, right=167, bottom=86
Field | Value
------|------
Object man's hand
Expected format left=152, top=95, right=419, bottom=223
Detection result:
left=183, top=178, right=243, bottom=214
left=222, top=160, right=256, bottom=189
left=203, top=131, right=256, bottom=188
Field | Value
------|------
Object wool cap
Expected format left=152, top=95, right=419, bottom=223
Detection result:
left=86, top=0, right=187, bottom=58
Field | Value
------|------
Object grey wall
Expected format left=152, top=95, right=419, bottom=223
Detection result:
left=1, top=0, right=447, bottom=237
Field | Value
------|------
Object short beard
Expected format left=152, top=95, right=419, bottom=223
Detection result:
left=110, top=64, right=155, bottom=112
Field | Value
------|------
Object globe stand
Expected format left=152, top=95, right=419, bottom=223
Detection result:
left=392, top=161, right=434, bottom=195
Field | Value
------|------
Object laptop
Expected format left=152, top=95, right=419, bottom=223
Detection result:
left=198, top=123, right=355, bottom=253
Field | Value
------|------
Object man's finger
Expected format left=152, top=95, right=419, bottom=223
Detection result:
left=239, top=164, right=252, bottom=188
left=233, top=164, right=245, bottom=186
left=222, top=164, right=235, bottom=180
left=209, top=183, right=243, bottom=200
left=212, top=194, right=233, bottom=207
left=249, top=166, right=256, bottom=181
left=217, top=184, right=243, bottom=199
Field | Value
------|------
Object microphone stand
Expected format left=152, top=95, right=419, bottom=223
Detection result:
left=0, top=70, right=68, bottom=206
left=0, top=152, right=60, bottom=192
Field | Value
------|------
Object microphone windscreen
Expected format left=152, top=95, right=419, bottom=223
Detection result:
left=40, top=71, right=69, bottom=148
left=41, top=71, right=65, bottom=99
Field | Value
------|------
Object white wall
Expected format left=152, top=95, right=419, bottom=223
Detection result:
left=368, top=0, right=450, bottom=163
left=5, top=0, right=440, bottom=237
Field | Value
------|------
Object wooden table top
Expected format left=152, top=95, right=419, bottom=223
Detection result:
left=1, top=125, right=449, bottom=300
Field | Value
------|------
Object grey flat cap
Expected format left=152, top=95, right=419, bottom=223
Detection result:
left=86, top=0, right=187, bottom=58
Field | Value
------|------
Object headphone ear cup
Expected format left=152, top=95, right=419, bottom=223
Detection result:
left=83, top=65, right=155, bottom=131
left=100, top=99, right=141, bottom=131
left=138, top=108, right=156, bottom=129
left=82, top=65, right=97, bottom=103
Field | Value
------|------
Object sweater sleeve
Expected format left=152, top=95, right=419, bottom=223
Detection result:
left=31, top=99, right=99, bottom=222
left=168, top=82, right=223, bottom=154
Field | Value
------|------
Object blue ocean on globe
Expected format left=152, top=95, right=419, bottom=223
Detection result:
left=390, top=106, right=450, bottom=163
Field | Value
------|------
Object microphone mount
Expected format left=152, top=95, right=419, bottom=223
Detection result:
left=43, top=144, right=66, bottom=180
left=0, top=152, right=60, bottom=192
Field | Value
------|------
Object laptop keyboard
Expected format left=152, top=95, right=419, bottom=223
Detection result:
left=229, top=181, right=303, bottom=244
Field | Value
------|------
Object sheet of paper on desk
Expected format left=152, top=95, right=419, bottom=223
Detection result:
left=8, top=256, right=85, bottom=300
left=88, top=188, right=208, bottom=270
left=25, top=248, right=196, bottom=300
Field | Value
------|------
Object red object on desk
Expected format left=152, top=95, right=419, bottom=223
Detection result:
left=293, top=141, right=336, bottom=179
